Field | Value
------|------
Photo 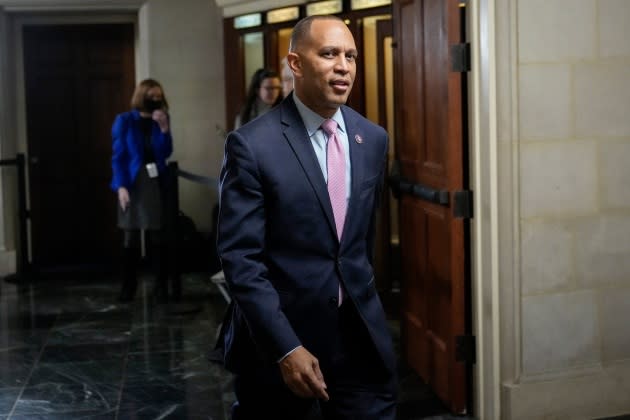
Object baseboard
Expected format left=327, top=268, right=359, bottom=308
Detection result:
left=502, top=360, right=630, bottom=419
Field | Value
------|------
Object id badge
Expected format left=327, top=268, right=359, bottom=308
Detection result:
left=146, top=163, right=158, bottom=178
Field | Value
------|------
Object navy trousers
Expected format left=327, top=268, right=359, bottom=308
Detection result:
left=231, top=301, right=397, bottom=420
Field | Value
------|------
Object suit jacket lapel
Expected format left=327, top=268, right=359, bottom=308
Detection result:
left=341, top=107, right=366, bottom=243
left=281, top=98, right=337, bottom=239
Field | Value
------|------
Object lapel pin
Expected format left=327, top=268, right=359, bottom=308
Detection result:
left=355, top=134, right=363, bottom=144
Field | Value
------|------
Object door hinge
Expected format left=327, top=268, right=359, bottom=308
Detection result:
left=453, top=190, right=473, bottom=219
left=456, top=334, right=476, bottom=364
left=450, top=43, right=470, bottom=72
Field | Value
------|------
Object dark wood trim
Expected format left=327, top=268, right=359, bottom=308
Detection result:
left=376, top=19, right=392, bottom=128
left=266, top=29, right=279, bottom=73
left=341, top=6, right=392, bottom=115
left=344, top=15, right=364, bottom=115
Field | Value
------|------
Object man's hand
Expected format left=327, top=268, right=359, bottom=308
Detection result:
left=279, top=346, right=329, bottom=401
left=152, top=109, right=169, bottom=133
left=118, top=187, right=130, bottom=211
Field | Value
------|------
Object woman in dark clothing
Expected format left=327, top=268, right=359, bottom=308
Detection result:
left=234, top=68, right=283, bottom=128
left=110, top=78, right=173, bottom=303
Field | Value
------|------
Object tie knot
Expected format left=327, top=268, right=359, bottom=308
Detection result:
left=321, top=119, right=338, bottom=136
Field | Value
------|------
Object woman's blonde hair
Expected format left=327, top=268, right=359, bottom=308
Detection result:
left=130, top=78, right=169, bottom=111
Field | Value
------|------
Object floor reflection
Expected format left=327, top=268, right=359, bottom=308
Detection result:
left=0, top=271, right=460, bottom=419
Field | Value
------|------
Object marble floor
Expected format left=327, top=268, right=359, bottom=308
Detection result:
left=0, top=270, right=465, bottom=420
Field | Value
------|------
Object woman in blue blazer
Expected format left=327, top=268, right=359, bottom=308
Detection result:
left=110, top=78, right=173, bottom=302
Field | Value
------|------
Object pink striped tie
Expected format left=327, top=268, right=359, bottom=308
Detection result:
left=322, top=119, right=347, bottom=240
left=322, top=119, right=346, bottom=305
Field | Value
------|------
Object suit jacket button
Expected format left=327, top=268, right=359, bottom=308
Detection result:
left=328, top=297, right=338, bottom=307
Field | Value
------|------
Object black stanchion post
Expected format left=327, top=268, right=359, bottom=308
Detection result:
left=166, top=161, right=181, bottom=301
left=3, top=153, right=31, bottom=284
left=16, top=153, right=29, bottom=276
left=162, top=161, right=201, bottom=314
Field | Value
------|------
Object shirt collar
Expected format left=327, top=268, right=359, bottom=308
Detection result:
left=292, top=93, right=346, bottom=137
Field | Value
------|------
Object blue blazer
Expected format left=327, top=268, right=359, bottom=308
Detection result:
left=216, top=94, right=395, bottom=376
left=110, top=109, right=173, bottom=191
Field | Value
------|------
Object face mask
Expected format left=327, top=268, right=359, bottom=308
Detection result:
left=143, top=98, right=163, bottom=112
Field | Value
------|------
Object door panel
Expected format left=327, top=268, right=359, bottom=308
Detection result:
left=243, top=32, right=265, bottom=87
left=23, top=24, right=135, bottom=269
left=393, top=0, right=468, bottom=413
left=362, top=15, right=394, bottom=293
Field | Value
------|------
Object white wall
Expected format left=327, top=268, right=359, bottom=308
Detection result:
left=0, top=8, right=15, bottom=275
left=496, top=0, right=630, bottom=418
left=138, top=0, right=225, bottom=231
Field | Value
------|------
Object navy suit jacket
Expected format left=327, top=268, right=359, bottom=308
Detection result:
left=216, top=94, right=395, bottom=376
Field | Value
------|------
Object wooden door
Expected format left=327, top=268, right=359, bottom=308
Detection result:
left=392, top=0, right=470, bottom=413
left=23, top=24, right=135, bottom=270
left=372, top=17, right=395, bottom=295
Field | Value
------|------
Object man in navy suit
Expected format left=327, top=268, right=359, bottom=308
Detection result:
left=216, top=14, right=397, bottom=419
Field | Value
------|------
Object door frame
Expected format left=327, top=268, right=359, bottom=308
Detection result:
left=467, top=0, right=503, bottom=419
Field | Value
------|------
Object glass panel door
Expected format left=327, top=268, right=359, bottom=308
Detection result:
left=243, top=32, right=264, bottom=87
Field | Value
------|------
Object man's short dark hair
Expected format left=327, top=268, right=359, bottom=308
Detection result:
left=289, top=15, right=345, bottom=52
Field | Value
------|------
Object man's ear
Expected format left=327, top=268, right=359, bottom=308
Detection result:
left=286, top=52, right=302, bottom=78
